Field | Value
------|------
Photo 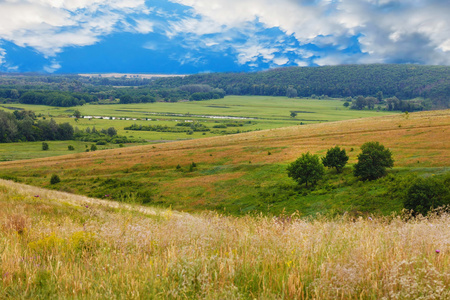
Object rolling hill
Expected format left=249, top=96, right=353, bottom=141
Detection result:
left=1, top=109, right=448, bottom=216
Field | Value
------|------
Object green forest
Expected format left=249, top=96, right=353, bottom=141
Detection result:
left=0, top=64, right=448, bottom=109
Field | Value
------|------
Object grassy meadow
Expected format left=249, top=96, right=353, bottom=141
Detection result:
left=1, top=179, right=449, bottom=299
left=0, top=109, right=448, bottom=217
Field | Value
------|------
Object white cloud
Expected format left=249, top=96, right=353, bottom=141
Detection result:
left=235, top=38, right=277, bottom=64
left=134, top=19, right=154, bottom=34
left=273, top=56, right=289, bottom=65
left=43, top=60, right=62, bottom=73
left=0, top=47, right=6, bottom=65
left=1, top=0, right=449, bottom=70
left=168, top=0, right=450, bottom=66
left=0, top=0, right=149, bottom=57
left=294, top=59, right=309, bottom=67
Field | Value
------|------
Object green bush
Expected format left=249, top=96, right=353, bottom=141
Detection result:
left=68, top=145, right=75, bottom=150
left=50, top=174, right=60, bottom=185
left=404, top=176, right=450, bottom=216
left=354, top=142, right=394, bottom=180
left=90, top=144, right=97, bottom=151
left=287, top=152, right=325, bottom=187
left=42, top=142, right=49, bottom=151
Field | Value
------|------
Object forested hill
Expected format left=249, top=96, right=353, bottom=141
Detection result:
left=151, top=64, right=450, bottom=107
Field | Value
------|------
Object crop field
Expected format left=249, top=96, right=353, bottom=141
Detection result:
left=0, top=96, right=395, bottom=148
left=0, top=109, right=448, bottom=216
left=1, top=179, right=449, bottom=299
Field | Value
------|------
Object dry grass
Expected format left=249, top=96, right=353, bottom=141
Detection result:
left=1, top=179, right=449, bottom=299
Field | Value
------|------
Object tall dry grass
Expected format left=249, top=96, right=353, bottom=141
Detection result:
left=1, top=179, right=449, bottom=299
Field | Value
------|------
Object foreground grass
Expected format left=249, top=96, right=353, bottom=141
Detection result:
left=1, top=180, right=449, bottom=299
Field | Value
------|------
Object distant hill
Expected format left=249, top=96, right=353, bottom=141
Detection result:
left=151, top=64, right=450, bottom=108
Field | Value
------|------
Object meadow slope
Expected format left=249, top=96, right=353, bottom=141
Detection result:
left=1, top=179, right=449, bottom=299
left=0, top=110, right=449, bottom=215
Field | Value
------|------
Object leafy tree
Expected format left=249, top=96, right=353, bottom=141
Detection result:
left=365, top=97, right=377, bottom=110
left=290, top=111, right=297, bottom=118
left=403, top=176, right=450, bottom=216
left=9, top=89, right=19, bottom=99
left=322, top=146, right=349, bottom=173
left=73, top=110, right=81, bottom=119
left=376, top=91, right=383, bottom=102
left=353, top=96, right=366, bottom=110
left=287, top=152, right=325, bottom=187
left=286, top=87, right=297, bottom=98
left=343, top=101, right=350, bottom=107
left=354, top=142, right=394, bottom=180
left=120, top=95, right=133, bottom=104
left=90, top=144, right=97, bottom=151
left=42, top=142, right=49, bottom=151
left=107, top=127, right=117, bottom=137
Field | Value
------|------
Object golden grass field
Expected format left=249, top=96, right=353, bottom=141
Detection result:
left=1, top=178, right=449, bottom=299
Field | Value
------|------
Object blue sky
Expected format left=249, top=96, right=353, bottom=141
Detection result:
left=0, top=0, right=449, bottom=74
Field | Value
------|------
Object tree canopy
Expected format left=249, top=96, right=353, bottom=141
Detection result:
left=354, top=142, right=394, bottom=181
left=287, top=152, right=325, bottom=187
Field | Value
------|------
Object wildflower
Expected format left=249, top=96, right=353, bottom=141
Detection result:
left=368, top=217, right=373, bottom=221
left=34, top=195, right=39, bottom=198
left=85, top=205, right=89, bottom=208
left=436, top=250, right=440, bottom=253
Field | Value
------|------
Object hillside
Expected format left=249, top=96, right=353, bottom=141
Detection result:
left=152, top=64, right=450, bottom=107
left=1, top=179, right=449, bottom=298
left=0, top=109, right=449, bottom=216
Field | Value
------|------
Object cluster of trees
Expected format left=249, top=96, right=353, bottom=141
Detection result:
left=287, top=142, right=393, bottom=187
left=118, top=84, right=225, bottom=103
left=18, top=91, right=96, bottom=107
left=0, top=109, right=132, bottom=144
left=347, top=94, right=426, bottom=112
left=0, top=110, right=74, bottom=142
left=73, top=126, right=132, bottom=144
left=288, top=143, right=449, bottom=215
left=124, top=122, right=210, bottom=133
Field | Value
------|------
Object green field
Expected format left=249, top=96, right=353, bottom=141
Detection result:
left=0, top=96, right=396, bottom=161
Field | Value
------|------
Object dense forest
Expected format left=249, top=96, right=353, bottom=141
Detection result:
left=0, top=64, right=448, bottom=109
left=151, top=64, right=449, bottom=108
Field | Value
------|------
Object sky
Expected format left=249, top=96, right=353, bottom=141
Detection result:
left=0, top=0, right=449, bottom=74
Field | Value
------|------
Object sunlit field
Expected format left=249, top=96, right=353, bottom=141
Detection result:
left=1, top=179, right=448, bottom=299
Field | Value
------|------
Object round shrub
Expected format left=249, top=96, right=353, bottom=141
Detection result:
left=50, top=174, right=61, bottom=185
left=404, top=176, right=450, bottom=216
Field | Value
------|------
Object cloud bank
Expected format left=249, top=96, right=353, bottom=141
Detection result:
left=0, top=0, right=448, bottom=72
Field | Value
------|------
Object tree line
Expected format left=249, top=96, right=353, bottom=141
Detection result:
left=0, top=110, right=131, bottom=144
left=150, top=64, right=449, bottom=108
left=0, top=110, right=74, bottom=142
